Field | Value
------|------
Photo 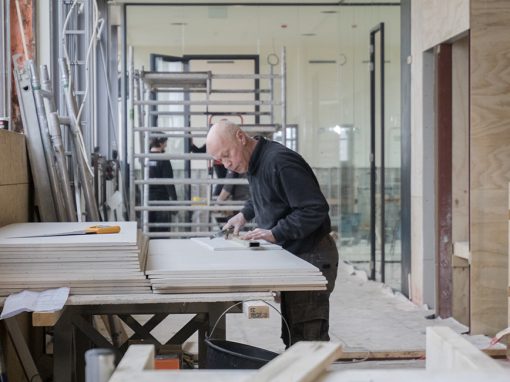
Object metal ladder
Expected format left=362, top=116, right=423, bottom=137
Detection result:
left=129, top=48, right=287, bottom=238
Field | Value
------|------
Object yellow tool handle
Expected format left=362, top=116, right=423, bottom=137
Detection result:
left=85, top=225, right=121, bottom=234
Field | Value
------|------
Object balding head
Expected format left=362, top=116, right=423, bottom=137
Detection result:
left=206, top=120, right=256, bottom=174
left=207, top=120, right=240, bottom=147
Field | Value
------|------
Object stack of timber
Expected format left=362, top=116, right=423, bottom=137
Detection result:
left=146, top=239, right=327, bottom=293
left=0, top=221, right=150, bottom=296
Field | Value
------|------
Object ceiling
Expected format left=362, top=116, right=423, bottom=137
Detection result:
left=125, top=2, right=400, bottom=50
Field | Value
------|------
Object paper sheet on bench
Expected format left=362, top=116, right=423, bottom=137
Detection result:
left=0, top=287, right=70, bottom=319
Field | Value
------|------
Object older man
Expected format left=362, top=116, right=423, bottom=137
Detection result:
left=206, top=120, right=339, bottom=347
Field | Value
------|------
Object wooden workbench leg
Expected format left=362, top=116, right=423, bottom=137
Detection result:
left=197, top=314, right=207, bottom=369
left=53, top=310, right=74, bottom=382
left=4, top=317, right=42, bottom=382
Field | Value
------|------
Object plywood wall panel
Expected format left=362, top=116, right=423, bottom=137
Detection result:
left=0, top=130, right=28, bottom=186
left=419, top=0, right=469, bottom=51
left=0, top=185, right=29, bottom=228
left=410, top=0, right=469, bottom=306
left=471, top=142, right=510, bottom=190
left=470, top=0, right=510, bottom=335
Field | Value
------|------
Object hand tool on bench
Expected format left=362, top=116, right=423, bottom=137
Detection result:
left=209, top=227, right=234, bottom=240
left=10, top=225, right=121, bottom=238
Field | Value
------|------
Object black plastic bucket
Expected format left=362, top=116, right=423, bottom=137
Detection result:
left=205, top=338, right=279, bottom=369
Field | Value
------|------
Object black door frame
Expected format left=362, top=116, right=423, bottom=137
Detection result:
left=369, top=22, right=386, bottom=283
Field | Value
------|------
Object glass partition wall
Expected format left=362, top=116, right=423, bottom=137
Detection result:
left=126, top=2, right=401, bottom=290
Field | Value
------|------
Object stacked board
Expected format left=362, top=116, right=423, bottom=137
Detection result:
left=146, top=239, right=327, bottom=293
left=0, top=222, right=150, bottom=296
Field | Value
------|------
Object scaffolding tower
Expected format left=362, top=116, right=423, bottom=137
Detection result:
left=129, top=48, right=287, bottom=238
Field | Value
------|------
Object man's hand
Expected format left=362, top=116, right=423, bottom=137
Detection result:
left=223, top=212, right=247, bottom=235
left=242, top=228, right=276, bottom=243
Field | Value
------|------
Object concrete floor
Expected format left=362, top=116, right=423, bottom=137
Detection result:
left=144, top=259, right=506, bottom=370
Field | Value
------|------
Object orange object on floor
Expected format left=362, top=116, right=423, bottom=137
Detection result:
left=154, top=356, right=180, bottom=370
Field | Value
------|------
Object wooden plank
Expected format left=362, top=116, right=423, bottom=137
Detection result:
left=470, top=0, right=510, bottom=336
left=229, top=235, right=260, bottom=248
left=338, top=349, right=424, bottom=360
left=334, top=348, right=506, bottom=360
left=248, top=342, right=341, bottom=382
left=109, top=344, right=155, bottom=382
left=426, top=326, right=502, bottom=371
left=32, top=310, right=62, bottom=327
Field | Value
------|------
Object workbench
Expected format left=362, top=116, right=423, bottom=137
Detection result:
left=1, top=237, right=326, bottom=381
left=2, top=292, right=273, bottom=382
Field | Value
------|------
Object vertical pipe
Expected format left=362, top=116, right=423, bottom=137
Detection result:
left=281, top=47, right=287, bottom=147
left=14, top=0, right=29, bottom=60
left=121, top=4, right=128, bottom=218
left=254, top=55, right=260, bottom=125
left=0, top=0, right=6, bottom=126
left=59, top=57, right=100, bottom=221
left=183, top=60, right=191, bottom=217
left=29, top=61, right=67, bottom=221
left=269, top=63, right=274, bottom=125
left=142, top=84, right=150, bottom=234
left=41, top=64, right=78, bottom=221
left=369, top=31, right=376, bottom=281
left=380, top=23, right=386, bottom=284
left=6, top=0, right=11, bottom=130
left=48, top=111, right=78, bottom=221
left=128, top=46, right=135, bottom=221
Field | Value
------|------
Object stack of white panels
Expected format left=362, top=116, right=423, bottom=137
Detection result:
left=146, top=239, right=327, bottom=293
left=0, top=222, right=150, bottom=296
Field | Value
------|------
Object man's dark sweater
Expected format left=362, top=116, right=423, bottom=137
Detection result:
left=240, top=137, right=331, bottom=255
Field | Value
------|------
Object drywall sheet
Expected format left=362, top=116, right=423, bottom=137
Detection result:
left=146, top=239, right=326, bottom=294
left=0, top=222, right=148, bottom=296
left=147, top=239, right=317, bottom=274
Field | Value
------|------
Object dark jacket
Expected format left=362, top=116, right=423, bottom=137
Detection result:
left=241, top=137, right=330, bottom=255
left=148, top=159, right=177, bottom=201
left=222, top=170, right=250, bottom=201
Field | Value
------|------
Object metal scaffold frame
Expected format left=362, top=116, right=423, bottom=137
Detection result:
left=129, top=47, right=287, bottom=237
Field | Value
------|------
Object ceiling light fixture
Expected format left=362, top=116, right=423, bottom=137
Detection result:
left=302, top=33, right=316, bottom=37
left=170, top=22, right=187, bottom=26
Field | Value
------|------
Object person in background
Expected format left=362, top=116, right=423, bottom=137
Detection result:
left=206, top=119, right=339, bottom=348
left=216, top=170, right=250, bottom=204
left=148, top=135, right=177, bottom=232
